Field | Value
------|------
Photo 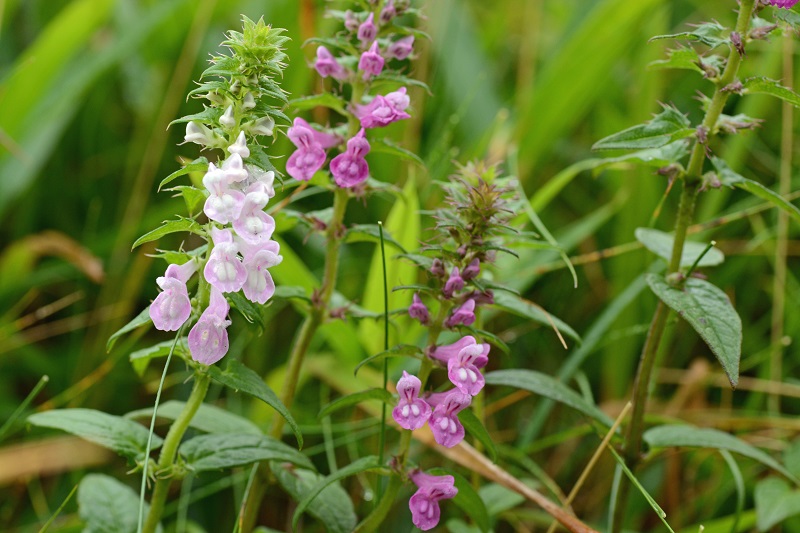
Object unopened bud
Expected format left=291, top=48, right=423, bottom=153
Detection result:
left=246, top=116, right=275, bottom=136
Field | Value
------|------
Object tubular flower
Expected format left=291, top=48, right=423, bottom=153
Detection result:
left=314, top=46, right=348, bottom=80
left=228, top=131, right=250, bottom=159
left=408, top=293, right=430, bottom=325
left=285, top=118, right=338, bottom=182
left=233, top=182, right=276, bottom=244
left=461, top=258, right=481, bottom=280
left=330, top=129, right=371, bottom=188
left=188, top=286, right=231, bottom=365
left=149, top=260, right=198, bottom=331
left=354, top=88, right=411, bottom=129
left=767, top=0, right=799, bottom=7
left=358, top=40, right=385, bottom=80
left=408, top=471, right=458, bottom=531
left=204, top=228, right=247, bottom=293
left=392, top=371, right=432, bottom=430
left=203, top=162, right=245, bottom=224
left=447, top=342, right=489, bottom=396
left=427, top=389, right=471, bottom=447
left=388, top=35, right=414, bottom=60
left=443, top=267, right=464, bottom=298
left=430, top=336, right=489, bottom=377
left=238, top=238, right=282, bottom=304
left=357, top=12, right=377, bottom=44
left=445, top=298, right=476, bottom=328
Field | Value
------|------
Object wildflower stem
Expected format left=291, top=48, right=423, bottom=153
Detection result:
left=142, top=371, right=211, bottom=533
left=377, top=221, right=390, bottom=501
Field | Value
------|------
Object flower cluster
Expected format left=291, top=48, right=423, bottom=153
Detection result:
left=286, top=2, right=416, bottom=188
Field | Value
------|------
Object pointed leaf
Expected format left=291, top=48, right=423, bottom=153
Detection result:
left=166, top=185, right=207, bottom=216
left=353, top=344, right=424, bottom=376
left=592, top=105, right=694, bottom=151
left=289, top=93, right=347, bottom=115
left=647, top=274, right=741, bottom=387
left=754, top=477, right=800, bottom=531
left=369, top=137, right=425, bottom=166
left=635, top=227, right=724, bottom=268
left=743, top=76, right=800, bottom=108
left=650, top=21, right=728, bottom=50
left=429, top=468, right=491, bottom=533
left=344, top=224, right=407, bottom=252
left=132, top=218, right=203, bottom=249
left=125, top=400, right=261, bottom=436
left=272, top=464, right=356, bottom=533
left=159, top=159, right=208, bottom=190
left=490, top=291, right=580, bottom=343
left=78, top=474, right=162, bottom=533
left=107, top=307, right=151, bottom=352
left=458, top=408, right=498, bottom=462
left=179, top=434, right=312, bottom=472
left=318, top=388, right=394, bottom=419
left=129, top=338, right=189, bottom=376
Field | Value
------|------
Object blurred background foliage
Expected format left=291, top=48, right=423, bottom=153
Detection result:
left=2, top=0, right=800, bottom=531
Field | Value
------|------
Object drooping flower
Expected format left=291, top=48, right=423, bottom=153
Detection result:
left=358, top=40, right=385, bottom=80
left=238, top=238, right=282, bottom=304
left=285, top=118, right=339, bottom=182
left=443, top=267, right=464, bottom=298
left=380, top=0, right=396, bottom=24
left=188, top=286, right=231, bottom=365
left=767, top=0, right=799, bottom=7
left=233, top=182, right=276, bottom=244
left=357, top=13, right=377, bottom=44
left=204, top=228, right=247, bottom=293
left=426, top=389, right=471, bottom=448
left=408, top=471, right=458, bottom=531
left=461, top=258, right=480, bottom=280
left=330, top=129, right=371, bottom=188
left=149, top=260, right=197, bottom=331
left=430, top=336, right=490, bottom=370
left=354, top=89, right=411, bottom=129
left=408, top=293, right=430, bottom=325
left=203, top=162, right=245, bottom=224
left=445, top=298, right=476, bottom=328
left=392, top=371, right=432, bottom=430
left=314, top=46, right=348, bottom=80
left=388, top=35, right=414, bottom=60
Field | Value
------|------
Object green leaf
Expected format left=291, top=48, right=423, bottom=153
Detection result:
left=490, top=291, right=580, bottom=343
left=289, top=93, right=347, bottom=115
left=107, top=307, right=151, bottom=352
left=132, top=218, right=203, bottom=249
left=754, top=477, right=800, bottom=531
left=484, top=370, right=613, bottom=427
left=125, top=400, right=261, bottom=436
left=369, top=137, right=425, bottom=166
left=166, top=185, right=207, bottom=216
left=592, top=104, right=694, bottom=151
left=644, top=425, right=797, bottom=482
left=273, top=285, right=312, bottom=303
left=344, top=224, right=407, bottom=252
left=458, top=408, right=498, bottom=462
left=648, top=46, right=705, bottom=74
left=78, top=474, right=162, bottom=533
left=271, top=464, right=356, bottom=533
left=429, top=468, right=491, bottom=533
left=179, top=434, right=312, bottom=472
left=28, top=409, right=162, bottom=460
left=225, top=291, right=266, bottom=325
left=158, top=157, right=208, bottom=190
left=129, top=338, right=189, bottom=377
left=634, top=227, right=724, bottom=268
left=743, top=76, right=800, bottom=108
left=711, top=156, right=800, bottom=226
left=646, top=274, right=741, bottom=387
left=247, top=144, right=279, bottom=174
left=318, top=388, right=394, bottom=419
left=208, top=360, right=302, bottom=448
left=292, top=456, right=381, bottom=531
left=353, top=344, right=424, bottom=376
left=650, top=21, right=728, bottom=50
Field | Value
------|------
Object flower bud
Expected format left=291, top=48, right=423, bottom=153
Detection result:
left=380, top=0, right=396, bottom=24
left=430, top=258, right=445, bottom=277
left=220, top=105, right=236, bottom=128
left=242, top=92, right=256, bottom=110
left=246, top=115, right=275, bottom=136
left=358, top=13, right=377, bottom=44
left=408, top=293, right=430, bottom=325
left=388, top=35, right=414, bottom=60
left=184, top=121, right=216, bottom=146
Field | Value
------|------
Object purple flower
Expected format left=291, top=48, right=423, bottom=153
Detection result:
left=357, top=13, right=377, bottom=44
left=445, top=298, right=476, bottom=328
left=408, top=471, right=458, bottom=531
left=358, top=40, right=385, bottom=80
left=354, top=88, right=411, bottom=129
left=430, top=258, right=445, bottom=277
left=149, top=260, right=197, bottom=331
left=204, top=228, right=247, bottom=293
left=330, top=129, right=371, bottom=188
left=233, top=182, right=276, bottom=244
left=384, top=87, right=410, bottom=112
left=427, top=389, right=471, bottom=448
left=443, top=267, right=464, bottom=298
left=188, top=286, right=231, bottom=365
left=767, top=0, right=799, bottom=7
left=392, top=371, right=432, bottom=430
left=203, top=162, right=245, bottom=224
left=380, top=0, right=396, bottom=24
left=286, top=118, right=339, bottom=182
left=388, top=35, right=414, bottom=60
left=430, top=336, right=489, bottom=370
left=408, top=293, right=430, bottom=325
left=238, top=238, right=282, bottom=304
left=447, top=342, right=489, bottom=396
left=462, top=258, right=480, bottom=280
left=344, top=10, right=359, bottom=32
left=314, top=46, right=348, bottom=80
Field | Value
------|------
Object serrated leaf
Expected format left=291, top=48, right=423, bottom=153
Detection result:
left=648, top=46, right=705, bottom=74
left=225, top=291, right=265, bottom=325
left=318, top=388, right=394, bottom=419
left=158, top=157, right=208, bottom=190
left=344, top=224, right=406, bottom=252
left=246, top=144, right=278, bottom=173
left=647, top=274, right=741, bottom=387
left=272, top=464, right=356, bottom=533
left=169, top=106, right=222, bottom=127
left=179, top=434, right=312, bottom=472
left=490, top=291, right=580, bottom=343
left=743, top=76, right=800, bottom=108
left=289, top=93, right=347, bottom=115
left=107, top=307, right=151, bottom=352
left=484, top=370, right=613, bottom=427
left=712, top=156, right=800, bottom=226
left=28, top=409, right=162, bottom=460
left=132, top=218, right=203, bottom=249
left=129, top=337, right=189, bottom=376
left=208, top=360, right=302, bottom=448
left=273, top=285, right=312, bottom=303
left=166, top=185, right=207, bottom=216
left=644, top=425, right=797, bottom=482
left=754, top=477, right=800, bottom=531
left=592, top=105, right=694, bottom=151
left=650, top=21, right=728, bottom=50
left=429, top=468, right=490, bottom=533
left=292, top=456, right=381, bottom=530
left=78, top=474, right=162, bottom=533
left=458, top=408, right=498, bottom=462
left=353, top=344, right=424, bottom=376
left=369, top=137, right=424, bottom=166
left=635, top=227, right=724, bottom=268
left=125, top=400, right=261, bottom=436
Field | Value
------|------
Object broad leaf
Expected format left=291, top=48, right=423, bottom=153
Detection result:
left=125, top=400, right=261, bottom=436
left=318, top=388, right=394, bottom=419
left=484, top=370, right=613, bottom=427
left=289, top=93, right=347, bottom=115
left=28, top=409, right=162, bottom=460
left=647, top=274, right=741, bottom=387
left=754, top=477, right=800, bottom=531
left=78, top=474, right=162, bottom=533
left=132, top=218, right=203, bottom=249
left=166, top=185, right=207, bottom=216
left=459, top=408, right=498, bottom=462
left=208, top=360, right=302, bottom=448
left=644, top=425, right=797, bottom=482
left=272, top=464, right=356, bottom=533
left=429, top=468, right=490, bottom=533
left=635, top=227, right=724, bottom=268
left=592, top=105, right=694, bottom=151
left=369, top=137, right=425, bottom=166
left=107, top=307, right=151, bottom=352
left=180, top=434, right=312, bottom=472
left=158, top=157, right=208, bottom=190
left=648, top=47, right=724, bottom=76
left=743, top=76, right=800, bottom=108
left=490, top=291, right=580, bottom=343
left=226, top=291, right=266, bottom=325
left=129, top=338, right=189, bottom=376
left=650, top=21, right=728, bottom=50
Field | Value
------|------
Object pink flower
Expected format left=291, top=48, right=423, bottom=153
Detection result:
left=233, top=182, right=276, bottom=244
left=314, top=46, right=347, bottom=80
left=354, top=88, right=411, bottom=129
left=238, top=238, right=282, bottom=304
left=358, top=40, right=384, bottom=80
left=220, top=153, right=248, bottom=183
left=447, top=343, right=489, bottom=396
left=408, top=293, right=430, bottom=325
left=203, top=162, right=245, bottom=224
left=388, top=35, right=414, bottom=60
left=461, top=258, right=480, bottom=280
left=379, top=0, right=396, bottom=24
left=357, top=13, right=377, bottom=44
left=188, top=286, right=231, bottom=365
left=430, top=336, right=490, bottom=370
left=427, top=389, right=471, bottom=448
left=445, top=299, right=476, bottom=328
left=330, top=129, right=370, bottom=188
left=443, top=267, right=464, bottom=298
left=286, top=118, right=339, bottom=182
left=767, top=0, right=799, bottom=7
left=149, top=260, right=197, bottom=331
left=408, top=471, right=458, bottom=531
left=204, top=228, right=247, bottom=293
left=392, top=371, right=431, bottom=430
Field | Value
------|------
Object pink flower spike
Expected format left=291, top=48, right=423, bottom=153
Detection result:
left=408, top=293, right=430, bottom=325
left=447, top=343, right=488, bottom=396
left=388, top=35, right=414, bottom=60
left=428, top=390, right=471, bottom=448
left=315, top=46, right=348, bottom=80
left=409, top=471, right=458, bottom=531
left=188, top=286, right=231, bottom=365
left=443, top=267, right=464, bottom=298
left=330, top=129, right=371, bottom=188
left=204, top=228, right=247, bottom=293
left=203, top=163, right=246, bottom=224
left=392, top=371, right=431, bottom=430
left=358, top=41, right=385, bottom=80
left=357, top=13, right=377, bottom=44
left=767, top=0, right=799, bottom=7
left=445, top=298, right=476, bottom=328
left=149, top=261, right=197, bottom=331
left=221, top=153, right=249, bottom=183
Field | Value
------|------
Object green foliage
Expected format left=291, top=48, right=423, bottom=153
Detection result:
left=272, top=464, right=357, bottom=533
left=635, top=227, right=724, bottom=268
left=318, top=388, right=394, bottom=419
left=125, top=400, right=261, bottom=436
left=179, top=434, right=312, bottom=472
left=78, top=474, right=162, bottom=533
left=755, top=478, right=800, bottom=531
left=592, top=104, right=694, bottom=151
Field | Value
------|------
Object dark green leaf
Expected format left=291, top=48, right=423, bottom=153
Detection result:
left=371, top=72, right=432, bottom=94
left=107, top=307, right=151, bottom=352
left=650, top=21, right=728, bottom=50
left=28, top=409, right=162, bottom=460
left=592, top=105, right=694, bottom=151
left=180, top=434, right=312, bottom=472
left=246, top=144, right=279, bottom=173
left=125, top=400, right=261, bottom=436
left=743, top=76, right=800, bottom=108
left=289, top=94, right=347, bottom=115
left=755, top=477, right=800, bottom=531
left=78, top=474, right=162, bottom=533
left=428, top=468, right=490, bottom=533
left=635, top=227, right=724, bottom=268
left=369, top=137, right=424, bottom=166
left=354, top=344, right=424, bottom=376
left=208, top=360, right=302, bottom=448
left=273, top=285, right=312, bottom=303
left=225, top=291, right=265, bottom=325
left=318, top=389, right=394, bottom=419
left=166, top=185, right=207, bottom=216
left=484, top=370, right=613, bottom=427
left=129, top=337, right=189, bottom=377
left=169, top=106, right=222, bottom=127
left=648, top=46, right=705, bottom=74
left=272, top=464, right=356, bottom=533
left=158, top=157, right=208, bottom=190
left=490, top=291, right=580, bottom=343
left=344, top=224, right=406, bottom=252
left=458, top=408, right=498, bottom=462
left=132, top=218, right=203, bottom=249
left=647, top=274, right=741, bottom=387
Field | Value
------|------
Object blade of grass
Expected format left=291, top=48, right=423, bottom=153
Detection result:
left=0, top=374, right=48, bottom=443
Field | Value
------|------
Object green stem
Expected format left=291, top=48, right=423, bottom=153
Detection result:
left=142, top=372, right=211, bottom=533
